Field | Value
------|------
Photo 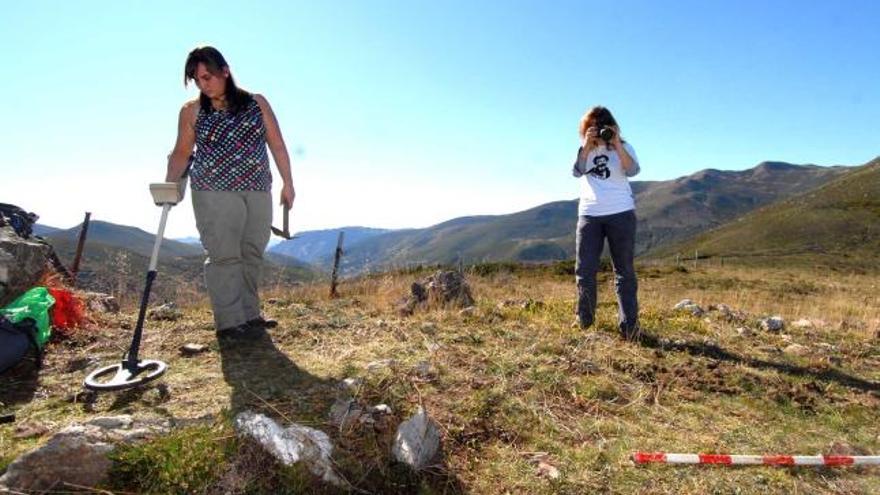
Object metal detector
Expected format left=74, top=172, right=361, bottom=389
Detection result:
left=84, top=181, right=184, bottom=391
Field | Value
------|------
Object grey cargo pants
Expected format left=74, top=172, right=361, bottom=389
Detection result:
left=192, top=190, right=272, bottom=331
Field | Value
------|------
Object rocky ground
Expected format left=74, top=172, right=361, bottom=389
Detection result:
left=1, top=263, right=879, bottom=494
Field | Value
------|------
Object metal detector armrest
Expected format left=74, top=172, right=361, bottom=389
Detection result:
left=149, top=182, right=185, bottom=206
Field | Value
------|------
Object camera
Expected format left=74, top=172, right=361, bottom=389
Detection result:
left=598, top=126, right=615, bottom=142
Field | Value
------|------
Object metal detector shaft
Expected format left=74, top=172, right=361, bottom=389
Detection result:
left=125, top=203, right=171, bottom=369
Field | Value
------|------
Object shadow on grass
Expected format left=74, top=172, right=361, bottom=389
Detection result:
left=0, top=353, right=39, bottom=415
left=637, top=331, right=880, bottom=394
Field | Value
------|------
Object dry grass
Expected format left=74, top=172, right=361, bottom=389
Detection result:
left=2, top=262, right=879, bottom=494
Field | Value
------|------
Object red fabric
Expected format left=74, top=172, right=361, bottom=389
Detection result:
left=48, top=287, right=86, bottom=333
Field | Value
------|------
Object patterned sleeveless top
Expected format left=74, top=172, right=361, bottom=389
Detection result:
left=190, top=97, right=272, bottom=191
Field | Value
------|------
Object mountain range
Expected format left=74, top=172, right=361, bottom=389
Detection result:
left=32, top=157, right=875, bottom=285
left=653, top=157, right=880, bottom=270
left=268, top=160, right=853, bottom=273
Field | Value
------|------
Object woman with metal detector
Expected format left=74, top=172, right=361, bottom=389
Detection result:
left=571, top=106, right=641, bottom=340
left=166, top=46, right=296, bottom=340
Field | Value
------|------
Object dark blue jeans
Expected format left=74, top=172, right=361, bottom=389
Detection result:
left=575, top=209, right=639, bottom=333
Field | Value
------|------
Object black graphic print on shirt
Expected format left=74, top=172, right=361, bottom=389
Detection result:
left=586, top=154, right=611, bottom=179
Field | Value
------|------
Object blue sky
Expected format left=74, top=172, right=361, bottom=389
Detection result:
left=2, top=0, right=878, bottom=237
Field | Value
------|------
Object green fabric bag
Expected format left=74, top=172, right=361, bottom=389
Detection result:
left=0, top=287, right=54, bottom=348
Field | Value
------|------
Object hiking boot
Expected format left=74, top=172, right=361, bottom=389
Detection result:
left=216, top=324, right=260, bottom=341
left=573, top=314, right=592, bottom=330
left=246, top=317, right=278, bottom=329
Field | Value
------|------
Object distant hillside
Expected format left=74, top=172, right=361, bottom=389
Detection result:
left=330, top=161, right=850, bottom=273
left=269, top=227, right=391, bottom=266
left=650, top=157, right=880, bottom=269
left=45, top=221, right=203, bottom=259
left=633, top=161, right=849, bottom=251
left=33, top=224, right=61, bottom=236
left=40, top=221, right=317, bottom=305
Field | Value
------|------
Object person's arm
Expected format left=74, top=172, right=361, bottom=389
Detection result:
left=165, top=101, right=197, bottom=182
left=573, top=146, right=585, bottom=177
left=255, top=94, right=295, bottom=209
left=610, top=129, right=640, bottom=177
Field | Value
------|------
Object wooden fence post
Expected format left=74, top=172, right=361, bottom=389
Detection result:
left=329, top=231, right=345, bottom=298
left=71, top=211, right=91, bottom=285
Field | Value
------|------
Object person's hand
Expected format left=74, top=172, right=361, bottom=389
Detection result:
left=280, top=183, right=295, bottom=210
left=610, top=125, right=623, bottom=149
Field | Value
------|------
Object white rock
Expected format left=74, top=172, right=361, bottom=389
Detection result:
left=233, top=412, right=343, bottom=487
left=673, top=299, right=694, bottom=309
left=392, top=406, right=440, bottom=470
left=370, top=404, right=393, bottom=415
left=180, top=343, right=208, bottom=355
left=673, top=299, right=704, bottom=316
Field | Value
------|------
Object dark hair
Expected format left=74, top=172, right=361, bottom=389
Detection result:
left=184, top=46, right=253, bottom=115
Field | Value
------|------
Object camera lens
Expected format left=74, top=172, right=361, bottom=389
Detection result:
left=599, top=127, right=614, bottom=141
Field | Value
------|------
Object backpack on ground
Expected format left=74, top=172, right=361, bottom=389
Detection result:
left=0, top=203, right=39, bottom=239
left=0, top=316, right=41, bottom=374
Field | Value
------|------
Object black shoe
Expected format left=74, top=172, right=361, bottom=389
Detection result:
left=247, top=317, right=278, bottom=329
left=620, top=325, right=641, bottom=342
left=217, top=324, right=260, bottom=340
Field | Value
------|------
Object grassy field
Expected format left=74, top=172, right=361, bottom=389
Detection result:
left=2, top=261, right=879, bottom=494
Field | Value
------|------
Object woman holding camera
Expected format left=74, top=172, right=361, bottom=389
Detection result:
left=572, top=106, right=640, bottom=339
left=165, top=46, right=295, bottom=340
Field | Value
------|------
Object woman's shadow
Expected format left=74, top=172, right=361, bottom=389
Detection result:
left=218, top=328, right=468, bottom=494
left=218, top=329, right=335, bottom=420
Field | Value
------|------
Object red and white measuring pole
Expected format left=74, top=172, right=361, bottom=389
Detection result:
left=633, top=452, right=880, bottom=467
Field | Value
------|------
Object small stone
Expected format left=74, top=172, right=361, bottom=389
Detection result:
left=13, top=422, right=50, bottom=439
left=791, top=318, right=815, bottom=329
left=366, top=359, right=396, bottom=372
left=413, top=361, right=435, bottom=379
left=329, top=398, right=363, bottom=429
left=147, top=302, right=182, bottom=321
left=735, top=327, right=753, bottom=337
left=673, top=299, right=704, bottom=316
left=180, top=343, right=208, bottom=356
left=760, top=316, right=785, bottom=332
left=339, top=377, right=363, bottom=391
left=458, top=306, right=476, bottom=317
left=370, top=404, right=393, bottom=415
left=536, top=460, right=560, bottom=480
left=65, top=356, right=100, bottom=373
left=783, top=343, right=809, bottom=356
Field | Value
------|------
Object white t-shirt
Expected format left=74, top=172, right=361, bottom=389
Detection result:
left=573, top=142, right=640, bottom=216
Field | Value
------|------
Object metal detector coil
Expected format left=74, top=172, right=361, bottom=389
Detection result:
left=84, top=181, right=182, bottom=392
